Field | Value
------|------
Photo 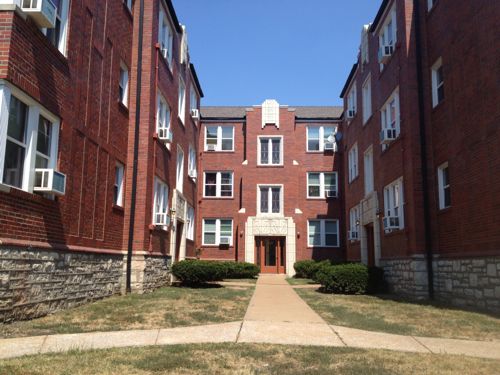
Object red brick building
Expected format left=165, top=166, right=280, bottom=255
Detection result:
left=341, top=0, right=500, bottom=311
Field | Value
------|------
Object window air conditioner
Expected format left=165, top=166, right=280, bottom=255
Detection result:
left=154, top=212, right=170, bottom=226
left=34, top=169, right=66, bottom=195
left=348, top=230, right=359, bottom=241
left=383, top=216, right=400, bottom=230
left=190, top=108, right=200, bottom=119
left=219, top=237, right=230, bottom=245
left=21, top=0, right=57, bottom=28
left=378, top=44, right=394, bottom=64
left=158, top=128, right=173, bottom=143
left=380, top=128, right=397, bottom=144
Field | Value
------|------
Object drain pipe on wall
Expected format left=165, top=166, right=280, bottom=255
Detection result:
left=413, top=0, right=434, bottom=299
left=126, top=0, right=145, bottom=294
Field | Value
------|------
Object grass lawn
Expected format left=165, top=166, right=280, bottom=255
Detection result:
left=286, top=278, right=317, bottom=286
left=0, top=285, right=254, bottom=339
left=296, top=289, right=500, bottom=341
left=1, top=343, right=499, bottom=375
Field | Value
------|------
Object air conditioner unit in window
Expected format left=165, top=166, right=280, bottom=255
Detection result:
left=188, top=169, right=197, bottom=179
left=383, top=216, right=400, bottom=231
left=190, top=108, right=200, bottom=120
left=348, top=230, right=359, bottom=241
left=206, top=144, right=216, bottom=152
left=324, top=142, right=336, bottom=152
left=347, top=109, right=356, bottom=119
left=154, top=213, right=171, bottom=227
left=34, top=169, right=66, bottom=196
left=21, top=0, right=57, bottom=28
left=325, top=190, right=338, bottom=198
left=380, top=128, right=397, bottom=144
left=219, top=237, right=230, bottom=245
left=158, top=128, right=173, bottom=143
left=378, top=44, right=394, bottom=64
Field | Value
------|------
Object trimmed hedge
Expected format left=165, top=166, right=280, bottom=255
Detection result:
left=172, top=260, right=259, bottom=284
left=315, top=263, right=369, bottom=294
left=293, top=260, right=331, bottom=279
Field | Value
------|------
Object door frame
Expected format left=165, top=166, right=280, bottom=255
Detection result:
left=255, top=236, right=286, bottom=274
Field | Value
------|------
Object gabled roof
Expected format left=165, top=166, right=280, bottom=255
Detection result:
left=200, top=106, right=343, bottom=120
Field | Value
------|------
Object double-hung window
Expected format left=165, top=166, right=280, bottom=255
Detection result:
left=119, top=63, right=129, bottom=107
left=378, top=5, right=397, bottom=69
left=384, top=178, right=404, bottom=231
left=186, top=205, right=195, bottom=241
left=258, top=185, right=282, bottom=215
left=114, top=162, right=124, bottom=207
left=45, top=0, right=70, bottom=55
left=308, top=220, right=339, bottom=247
left=437, top=162, right=450, bottom=209
left=3, top=96, right=28, bottom=188
left=307, top=126, right=336, bottom=152
left=431, top=58, right=444, bottom=107
left=364, top=147, right=374, bottom=195
left=349, top=206, right=361, bottom=240
left=347, top=87, right=357, bottom=118
left=258, top=137, right=282, bottom=165
left=307, top=172, right=338, bottom=198
left=205, top=125, right=234, bottom=151
left=189, top=85, right=198, bottom=115
left=380, top=89, right=400, bottom=146
left=203, top=218, right=233, bottom=246
left=188, top=145, right=196, bottom=179
left=204, top=171, right=233, bottom=198
left=178, top=77, right=186, bottom=125
left=158, top=7, right=174, bottom=67
left=156, top=93, right=171, bottom=139
left=362, top=76, right=372, bottom=124
left=176, top=146, right=184, bottom=193
left=153, top=177, right=169, bottom=226
left=348, top=143, right=359, bottom=183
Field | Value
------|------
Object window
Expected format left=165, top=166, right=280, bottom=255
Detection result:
left=438, top=162, right=450, bottom=209
left=0, top=87, right=60, bottom=193
left=125, top=0, right=132, bottom=11
left=114, top=163, right=124, bottom=207
left=188, top=145, right=196, bottom=178
left=176, top=146, right=184, bottom=193
left=308, top=220, right=339, bottom=247
left=378, top=5, right=397, bottom=67
left=178, top=77, right=186, bottom=125
left=158, top=8, right=174, bottom=67
left=348, top=143, right=359, bottom=183
left=258, top=137, right=282, bottom=165
left=189, top=85, right=198, bottom=113
left=45, top=0, right=70, bottom=55
left=347, top=86, right=357, bottom=119
left=380, top=89, right=400, bottom=145
left=362, top=76, right=372, bottom=124
left=119, top=63, right=129, bottom=107
left=361, top=24, right=370, bottom=64
left=258, top=186, right=282, bottom=215
left=204, top=171, right=233, bottom=198
left=202, top=218, right=233, bottom=246
left=427, top=0, right=436, bottom=11
left=384, top=178, right=404, bottom=230
left=432, top=58, right=444, bottom=107
left=153, top=177, right=169, bottom=226
left=156, top=93, right=171, bottom=137
left=349, top=206, right=361, bottom=240
left=205, top=125, right=234, bottom=151
left=186, top=205, right=195, bottom=241
left=307, top=172, right=338, bottom=198
left=307, top=126, right=336, bottom=152
left=364, top=147, right=374, bottom=195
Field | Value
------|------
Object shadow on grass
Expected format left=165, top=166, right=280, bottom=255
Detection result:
left=171, top=282, right=224, bottom=289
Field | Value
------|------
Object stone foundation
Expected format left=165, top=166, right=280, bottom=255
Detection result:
left=129, top=254, right=172, bottom=293
left=379, top=256, right=429, bottom=299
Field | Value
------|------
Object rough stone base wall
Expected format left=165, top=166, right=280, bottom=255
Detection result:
left=129, top=254, right=171, bottom=294
left=0, top=247, right=124, bottom=322
left=433, top=256, right=500, bottom=313
left=379, top=257, right=429, bottom=299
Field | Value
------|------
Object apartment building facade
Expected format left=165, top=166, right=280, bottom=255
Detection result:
left=0, top=0, right=202, bottom=321
left=197, top=102, right=344, bottom=276
left=341, top=0, right=500, bottom=311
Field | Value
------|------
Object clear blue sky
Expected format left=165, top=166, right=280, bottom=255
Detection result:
left=172, top=0, right=382, bottom=107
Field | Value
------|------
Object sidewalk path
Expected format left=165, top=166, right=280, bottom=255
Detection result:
left=1, top=275, right=499, bottom=361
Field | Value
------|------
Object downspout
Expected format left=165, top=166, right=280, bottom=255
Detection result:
left=126, top=0, right=145, bottom=293
left=413, top=0, right=434, bottom=299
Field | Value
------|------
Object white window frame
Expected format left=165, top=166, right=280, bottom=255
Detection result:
left=156, top=92, right=171, bottom=135
left=43, top=0, right=70, bottom=56
left=347, top=86, right=357, bottom=119
left=380, top=88, right=401, bottom=146
left=364, top=146, right=374, bottom=196
left=438, top=162, right=450, bottom=210
left=258, top=136, right=283, bottom=166
left=178, top=76, right=186, bottom=125
left=307, top=172, right=338, bottom=199
left=153, top=177, right=169, bottom=227
left=189, top=84, right=198, bottom=113
left=349, top=205, right=361, bottom=241
left=119, top=62, right=129, bottom=107
left=378, top=5, right=397, bottom=70
left=361, top=24, right=370, bottom=64
left=158, top=7, right=174, bottom=68
left=0, top=83, right=60, bottom=193
left=202, top=218, right=233, bottom=246
left=176, top=145, right=184, bottom=193
left=203, top=171, right=233, bottom=198
left=362, top=75, right=372, bottom=125
left=306, top=125, right=337, bottom=152
left=257, top=184, right=283, bottom=216
left=114, top=162, right=124, bottom=207
left=384, top=177, right=405, bottom=230
left=348, top=143, right=359, bottom=183
left=204, top=125, right=234, bottom=151
left=431, top=58, right=444, bottom=108
left=188, top=144, right=196, bottom=179
left=186, top=205, right=195, bottom=241
left=307, top=219, right=340, bottom=248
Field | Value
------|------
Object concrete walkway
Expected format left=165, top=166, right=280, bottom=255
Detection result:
left=1, top=275, right=500, bottom=361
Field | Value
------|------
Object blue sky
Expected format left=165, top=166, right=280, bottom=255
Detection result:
left=172, top=0, right=381, bottom=107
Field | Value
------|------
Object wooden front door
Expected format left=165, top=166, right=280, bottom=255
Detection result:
left=255, top=237, right=286, bottom=274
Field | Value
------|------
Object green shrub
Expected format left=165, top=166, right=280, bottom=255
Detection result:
left=294, top=260, right=332, bottom=279
left=315, top=263, right=369, bottom=294
left=172, top=260, right=259, bottom=285
left=225, top=262, right=260, bottom=279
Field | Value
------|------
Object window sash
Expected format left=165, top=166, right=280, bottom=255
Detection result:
left=176, top=147, right=184, bottom=192
left=307, top=172, right=337, bottom=198
left=114, top=163, right=124, bottom=206
left=259, top=186, right=281, bottom=214
left=384, top=178, right=404, bottom=228
left=308, top=220, right=339, bottom=247
left=203, top=219, right=233, bottom=246
left=178, top=78, right=186, bottom=124
left=348, top=145, right=358, bottom=182
left=259, top=138, right=281, bottom=165
left=205, top=126, right=234, bottom=151
left=157, top=95, right=170, bottom=132
left=153, top=178, right=169, bottom=224
left=186, top=206, right=195, bottom=240
left=438, top=164, right=450, bottom=209
left=204, top=171, right=233, bottom=198
left=362, top=77, right=372, bottom=124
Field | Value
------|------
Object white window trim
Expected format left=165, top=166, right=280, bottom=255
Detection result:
left=156, top=92, right=171, bottom=134
left=119, top=62, right=129, bottom=107
left=158, top=7, right=174, bottom=68
left=178, top=76, right=186, bottom=125
left=380, top=88, right=401, bottom=145
left=204, top=125, right=234, bottom=152
left=188, top=144, right=196, bottom=179
left=438, top=162, right=450, bottom=210
left=186, top=205, right=195, bottom=241
left=348, top=143, right=359, bottom=183
left=176, top=145, right=184, bottom=193
left=114, top=162, right=124, bottom=207
left=431, top=57, right=444, bottom=108
left=125, top=0, right=132, bottom=11
left=257, top=136, right=283, bottom=166
left=257, top=184, right=284, bottom=216
left=362, top=75, right=372, bottom=125
left=349, top=205, right=361, bottom=241
left=378, top=4, right=397, bottom=70
left=0, top=82, right=60, bottom=193
left=307, top=172, right=338, bottom=199
left=347, top=86, right=357, bottom=118
left=307, top=219, right=340, bottom=248
left=383, top=177, right=405, bottom=230
left=364, top=146, right=374, bottom=196
left=42, top=0, right=70, bottom=56
left=203, top=171, right=233, bottom=198
left=189, top=84, right=199, bottom=113
left=361, top=24, right=370, bottom=64
left=202, top=218, right=233, bottom=246
left=306, top=125, right=337, bottom=152
left=153, top=176, right=169, bottom=228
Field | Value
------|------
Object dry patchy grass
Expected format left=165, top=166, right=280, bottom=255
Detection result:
left=286, top=278, right=316, bottom=286
left=0, top=285, right=254, bottom=339
left=296, top=289, right=500, bottom=341
left=1, top=343, right=499, bottom=375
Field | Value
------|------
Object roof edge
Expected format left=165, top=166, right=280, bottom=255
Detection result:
left=369, top=0, right=391, bottom=33
left=189, top=64, right=204, bottom=98
left=340, top=63, right=359, bottom=98
left=165, top=0, right=183, bottom=33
